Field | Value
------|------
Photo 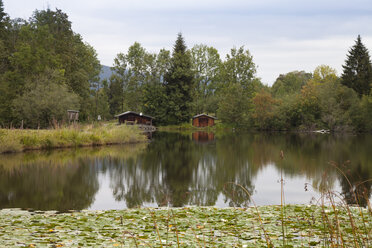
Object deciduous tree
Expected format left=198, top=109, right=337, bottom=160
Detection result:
left=271, top=71, right=312, bottom=97
left=190, top=44, right=221, bottom=114
left=217, top=46, right=262, bottom=126
left=252, top=90, right=278, bottom=129
left=12, top=70, right=80, bottom=128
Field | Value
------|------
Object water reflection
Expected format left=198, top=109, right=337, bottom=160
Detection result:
left=192, top=131, right=215, bottom=143
left=0, top=132, right=370, bottom=210
left=0, top=155, right=99, bottom=211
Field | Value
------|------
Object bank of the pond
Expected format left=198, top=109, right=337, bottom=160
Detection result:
left=0, top=205, right=370, bottom=247
left=157, top=122, right=233, bottom=133
left=0, top=124, right=147, bottom=153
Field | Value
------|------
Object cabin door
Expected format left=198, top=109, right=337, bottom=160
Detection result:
left=199, top=117, right=208, bottom=127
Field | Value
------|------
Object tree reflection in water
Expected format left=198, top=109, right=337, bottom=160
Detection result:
left=338, top=162, right=371, bottom=207
left=0, top=132, right=370, bottom=210
left=0, top=158, right=99, bottom=211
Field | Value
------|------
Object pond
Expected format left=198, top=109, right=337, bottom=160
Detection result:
left=0, top=131, right=371, bottom=211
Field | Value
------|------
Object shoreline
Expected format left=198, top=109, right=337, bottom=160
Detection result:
left=1, top=205, right=370, bottom=247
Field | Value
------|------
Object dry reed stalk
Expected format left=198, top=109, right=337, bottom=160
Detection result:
left=149, top=210, right=163, bottom=248
left=330, top=161, right=370, bottom=246
left=170, top=209, right=180, bottom=248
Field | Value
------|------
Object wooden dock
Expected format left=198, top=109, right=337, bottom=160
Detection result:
left=137, top=124, right=156, bottom=132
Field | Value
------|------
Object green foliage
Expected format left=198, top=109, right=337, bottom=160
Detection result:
left=252, top=90, right=280, bottom=129
left=311, top=64, right=338, bottom=83
left=0, top=0, right=5, bottom=21
left=275, top=96, right=302, bottom=129
left=111, top=42, right=147, bottom=112
left=0, top=0, right=8, bottom=43
left=191, top=44, right=222, bottom=114
left=142, top=81, right=168, bottom=125
left=0, top=6, right=370, bottom=133
left=92, top=81, right=111, bottom=121
left=354, top=93, right=372, bottom=131
left=262, top=65, right=371, bottom=132
left=217, top=46, right=262, bottom=127
left=272, top=71, right=312, bottom=97
left=107, top=74, right=125, bottom=116
left=0, top=7, right=100, bottom=126
left=217, top=83, right=251, bottom=125
left=164, top=33, right=194, bottom=124
left=341, top=35, right=372, bottom=97
left=0, top=0, right=8, bottom=37
left=299, top=65, right=360, bottom=131
left=142, top=49, right=171, bottom=125
left=12, top=70, right=80, bottom=128
left=220, top=46, right=256, bottom=88
left=317, top=80, right=359, bottom=131
left=109, top=44, right=171, bottom=123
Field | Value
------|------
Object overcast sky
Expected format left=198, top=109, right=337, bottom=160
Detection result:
left=3, top=0, right=372, bottom=85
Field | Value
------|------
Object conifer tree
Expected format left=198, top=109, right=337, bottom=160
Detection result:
left=164, top=33, right=194, bottom=124
left=0, top=0, right=6, bottom=25
left=341, top=35, right=372, bottom=96
left=0, top=0, right=9, bottom=43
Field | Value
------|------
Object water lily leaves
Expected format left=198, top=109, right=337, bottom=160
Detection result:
left=0, top=205, right=371, bottom=247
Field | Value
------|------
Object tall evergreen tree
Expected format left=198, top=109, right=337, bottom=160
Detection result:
left=0, top=0, right=6, bottom=29
left=164, top=33, right=194, bottom=124
left=341, top=35, right=372, bottom=96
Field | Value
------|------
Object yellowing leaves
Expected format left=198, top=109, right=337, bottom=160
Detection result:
left=196, top=225, right=204, bottom=229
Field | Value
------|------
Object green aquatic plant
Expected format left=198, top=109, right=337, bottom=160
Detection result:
left=0, top=205, right=370, bottom=247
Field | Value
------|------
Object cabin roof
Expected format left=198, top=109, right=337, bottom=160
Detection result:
left=115, top=111, right=154, bottom=119
left=192, top=114, right=217, bottom=120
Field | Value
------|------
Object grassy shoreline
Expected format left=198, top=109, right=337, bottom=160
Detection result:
left=0, top=124, right=147, bottom=154
left=0, top=205, right=370, bottom=247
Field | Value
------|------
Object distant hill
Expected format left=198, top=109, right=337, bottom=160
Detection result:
left=99, top=65, right=113, bottom=81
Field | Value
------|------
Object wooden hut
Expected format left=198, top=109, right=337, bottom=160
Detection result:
left=67, top=110, right=79, bottom=123
left=115, top=111, right=153, bottom=126
left=192, top=114, right=217, bottom=127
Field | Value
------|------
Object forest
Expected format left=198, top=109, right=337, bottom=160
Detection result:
left=0, top=2, right=371, bottom=131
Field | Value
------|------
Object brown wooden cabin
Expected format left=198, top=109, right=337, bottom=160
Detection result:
left=192, top=114, right=217, bottom=127
left=115, top=111, right=153, bottom=125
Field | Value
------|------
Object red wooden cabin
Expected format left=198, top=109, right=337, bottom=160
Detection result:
left=192, top=114, right=217, bottom=127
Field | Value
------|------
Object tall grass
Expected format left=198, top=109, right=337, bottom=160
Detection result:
left=0, top=123, right=147, bottom=153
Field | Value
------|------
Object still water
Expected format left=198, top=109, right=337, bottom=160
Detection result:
left=0, top=131, right=371, bottom=211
